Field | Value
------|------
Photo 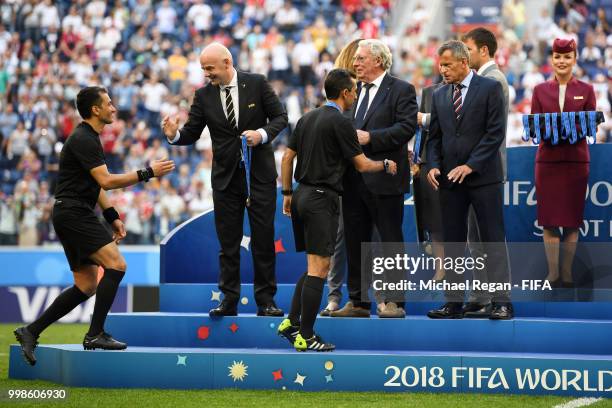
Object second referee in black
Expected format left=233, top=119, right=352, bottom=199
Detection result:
left=14, top=86, right=175, bottom=365
left=277, top=69, right=397, bottom=352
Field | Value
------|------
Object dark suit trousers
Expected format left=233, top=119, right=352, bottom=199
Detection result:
left=342, top=171, right=405, bottom=308
left=212, top=166, right=277, bottom=306
left=439, top=182, right=510, bottom=303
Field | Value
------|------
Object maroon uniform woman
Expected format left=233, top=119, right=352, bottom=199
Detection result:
left=530, top=38, right=596, bottom=287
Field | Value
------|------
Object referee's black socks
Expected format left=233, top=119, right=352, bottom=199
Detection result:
left=300, top=275, right=325, bottom=339
left=27, top=285, right=90, bottom=337
left=87, top=269, right=125, bottom=336
left=288, top=272, right=308, bottom=326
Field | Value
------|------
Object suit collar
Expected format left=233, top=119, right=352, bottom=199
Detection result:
left=360, top=73, right=393, bottom=128
left=477, top=60, right=496, bottom=76
left=456, top=73, right=481, bottom=125
left=236, top=71, right=248, bottom=130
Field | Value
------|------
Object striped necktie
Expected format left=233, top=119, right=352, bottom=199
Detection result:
left=224, top=86, right=237, bottom=129
left=453, top=83, right=463, bottom=120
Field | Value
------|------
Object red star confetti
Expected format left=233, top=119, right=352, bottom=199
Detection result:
left=229, top=323, right=239, bottom=333
left=197, top=326, right=210, bottom=340
left=274, top=238, right=286, bottom=254
left=272, top=369, right=283, bottom=381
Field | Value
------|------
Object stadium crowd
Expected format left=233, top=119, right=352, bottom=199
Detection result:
left=0, top=0, right=610, bottom=246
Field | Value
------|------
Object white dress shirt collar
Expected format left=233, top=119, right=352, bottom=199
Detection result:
left=221, top=68, right=238, bottom=90
left=460, top=69, right=474, bottom=89
left=367, top=71, right=386, bottom=89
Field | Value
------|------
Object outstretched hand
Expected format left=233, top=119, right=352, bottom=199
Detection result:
left=150, top=157, right=175, bottom=178
left=161, top=115, right=180, bottom=140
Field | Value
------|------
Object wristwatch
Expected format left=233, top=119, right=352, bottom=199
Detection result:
left=281, top=189, right=293, bottom=196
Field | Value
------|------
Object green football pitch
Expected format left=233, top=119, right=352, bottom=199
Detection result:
left=1, top=324, right=609, bottom=408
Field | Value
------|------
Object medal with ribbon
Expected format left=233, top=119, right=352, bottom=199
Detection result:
left=551, top=113, right=559, bottom=145
left=241, top=135, right=252, bottom=207
left=413, top=127, right=423, bottom=164
left=522, top=111, right=605, bottom=146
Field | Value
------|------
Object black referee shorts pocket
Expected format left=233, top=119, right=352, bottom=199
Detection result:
left=308, top=188, right=328, bottom=212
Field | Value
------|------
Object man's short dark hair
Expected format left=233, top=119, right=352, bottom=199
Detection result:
left=324, top=69, right=354, bottom=100
left=463, top=27, right=498, bottom=58
left=76, top=86, right=107, bottom=119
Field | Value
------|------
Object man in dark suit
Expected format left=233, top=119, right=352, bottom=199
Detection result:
left=461, top=27, right=511, bottom=317
left=161, top=43, right=288, bottom=317
left=413, top=82, right=445, bottom=281
left=330, top=39, right=418, bottom=318
left=426, top=40, right=513, bottom=320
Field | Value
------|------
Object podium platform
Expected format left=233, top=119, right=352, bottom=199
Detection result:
left=9, top=153, right=612, bottom=396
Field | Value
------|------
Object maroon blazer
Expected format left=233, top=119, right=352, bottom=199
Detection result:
left=531, top=77, right=596, bottom=163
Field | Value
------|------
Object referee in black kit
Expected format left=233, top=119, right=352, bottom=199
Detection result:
left=277, top=69, right=397, bottom=352
left=14, top=86, right=174, bottom=366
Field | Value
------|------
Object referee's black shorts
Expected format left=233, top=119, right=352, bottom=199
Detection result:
left=291, top=184, right=339, bottom=257
left=52, top=199, right=114, bottom=271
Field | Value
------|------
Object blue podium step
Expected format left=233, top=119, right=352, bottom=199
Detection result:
left=160, top=283, right=612, bottom=319
left=104, top=313, right=612, bottom=355
left=9, top=344, right=611, bottom=396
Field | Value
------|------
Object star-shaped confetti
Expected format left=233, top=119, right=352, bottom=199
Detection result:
left=197, top=326, right=210, bottom=340
left=241, top=235, right=251, bottom=251
left=176, top=355, right=187, bottom=366
left=325, top=374, right=334, bottom=383
left=210, top=290, right=222, bottom=302
left=294, top=372, right=306, bottom=386
left=274, top=238, right=286, bottom=254
left=229, top=323, right=239, bottom=333
left=272, top=369, right=283, bottom=381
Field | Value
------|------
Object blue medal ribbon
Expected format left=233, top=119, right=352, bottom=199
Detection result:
left=325, top=101, right=342, bottom=111
left=561, top=112, right=571, bottom=140
left=588, top=111, right=597, bottom=144
left=533, top=114, right=541, bottom=145
left=544, top=113, right=552, bottom=141
left=569, top=112, right=578, bottom=144
left=522, top=114, right=530, bottom=142
left=413, top=127, right=423, bottom=164
left=241, top=135, right=252, bottom=207
left=551, top=113, right=559, bottom=145
left=579, top=111, right=588, bottom=140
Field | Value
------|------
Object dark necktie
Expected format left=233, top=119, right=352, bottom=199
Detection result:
left=453, top=83, right=463, bottom=120
left=355, top=83, right=374, bottom=128
left=225, top=86, right=237, bottom=129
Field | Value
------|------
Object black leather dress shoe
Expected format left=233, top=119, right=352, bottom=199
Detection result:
left=257, top=304, right=284, bottom=317
left=490, top=303, right=514, bottom=320
left=462, top=302, right=492, bottom=318
left=427, top=302, right=463, bottom=319
left=209, top=302, right=238, bottom=317
left=83, top=332, right=127, bottom=350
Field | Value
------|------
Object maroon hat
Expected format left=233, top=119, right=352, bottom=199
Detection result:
left=552, top=38, right=576, bottom=54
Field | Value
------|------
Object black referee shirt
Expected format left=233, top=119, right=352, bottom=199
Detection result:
left=288, top=104, right=362, bottom=193
left=54, top=122, right=106, bottom=209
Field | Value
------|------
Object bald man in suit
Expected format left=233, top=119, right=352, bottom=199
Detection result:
left=162, top=43, right=288, bottom=317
